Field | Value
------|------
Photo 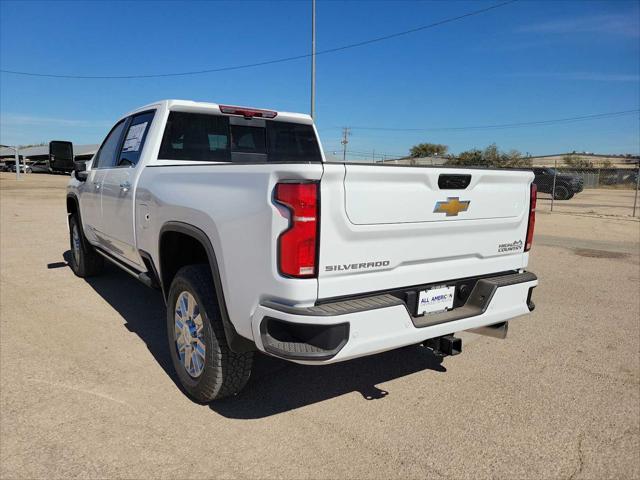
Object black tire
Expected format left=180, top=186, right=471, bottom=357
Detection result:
left=553, top=185, right=571, bottom=200
left=167, top=264, right=253, bottom=402
left=68, top=213, right=104, bottom=277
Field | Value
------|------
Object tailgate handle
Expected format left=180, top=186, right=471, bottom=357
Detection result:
left=438, top=174, right=471, bottom=190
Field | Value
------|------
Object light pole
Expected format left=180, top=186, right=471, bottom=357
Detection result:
left=310, top=0, right=316, bottom=121
left=633, top=160, right=639, bottom=217
left=341, top=127, right=350, bottom=161
left=0, top=144, right=20, bottom=180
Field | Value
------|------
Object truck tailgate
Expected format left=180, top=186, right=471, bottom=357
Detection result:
left=317, top=164, right=534, bottom=300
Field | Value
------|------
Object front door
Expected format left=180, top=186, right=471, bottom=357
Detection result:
left=100, top=111, right=155, bottom=268
left=80, top=119, right=128, bottom=244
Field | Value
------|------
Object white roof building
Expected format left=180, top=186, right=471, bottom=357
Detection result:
left=0, top=144, right=99, bottom=161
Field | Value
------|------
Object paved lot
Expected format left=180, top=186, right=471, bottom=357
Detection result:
left=1, top=172, right=639, bottom=479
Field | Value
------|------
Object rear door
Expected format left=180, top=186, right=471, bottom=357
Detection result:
left=100, top=110, right=155, bottom=268
left=317, top=164, right=533, bottom=299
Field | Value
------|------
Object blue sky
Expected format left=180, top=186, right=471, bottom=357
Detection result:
left=1, top=0, right=639, bottom=158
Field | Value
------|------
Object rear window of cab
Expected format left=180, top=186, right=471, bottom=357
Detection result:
left=158, top=111, right=322, bottom=163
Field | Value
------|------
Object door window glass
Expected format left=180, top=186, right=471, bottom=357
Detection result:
left=93, top=120, right=127, bottom=169
left=118, top=111, right=155, bottom=167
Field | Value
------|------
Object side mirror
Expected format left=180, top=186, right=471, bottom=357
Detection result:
left=73, top=160, right=88, bottom=181
left=49, top=140, right=74, bottom=173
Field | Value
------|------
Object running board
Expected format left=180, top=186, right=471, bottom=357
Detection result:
left=94, top=248, right=158, bottom=289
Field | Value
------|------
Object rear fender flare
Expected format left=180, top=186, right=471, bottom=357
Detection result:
left=158, top=221, right=255, bottom=353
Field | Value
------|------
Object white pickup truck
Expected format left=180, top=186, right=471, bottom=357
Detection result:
left=67, top=99, right=538, bottom=401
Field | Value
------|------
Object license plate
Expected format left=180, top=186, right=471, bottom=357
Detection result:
left=417, top=286, right=455, bottom=315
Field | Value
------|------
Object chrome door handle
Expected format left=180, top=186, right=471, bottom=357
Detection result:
left=93, top=182, right=100, bottom=190
left=120, top=181, right=131, bottom=192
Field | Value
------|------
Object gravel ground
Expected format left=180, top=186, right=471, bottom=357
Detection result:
left=538, top=187, right=639, bottom=217
left=1, top=172, right=639, bottom=479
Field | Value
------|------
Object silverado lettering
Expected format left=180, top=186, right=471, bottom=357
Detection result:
left=325, top=260, right=390, bottom=272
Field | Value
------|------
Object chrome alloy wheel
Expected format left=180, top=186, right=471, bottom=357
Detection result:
left=72, top=223, right=81, bottom=265
left=174, top=291, right=206, bottom=378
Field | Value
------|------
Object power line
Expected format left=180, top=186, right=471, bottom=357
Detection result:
left=0, top=1, right=517, bottom=80
left=345, top=109, right=640, bottom=133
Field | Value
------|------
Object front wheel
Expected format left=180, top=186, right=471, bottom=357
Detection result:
left=553, top=185, right=571, bottom=200
left=167, top=265, right=253, bottom=402
left=68, top=213, right=104, bottom=277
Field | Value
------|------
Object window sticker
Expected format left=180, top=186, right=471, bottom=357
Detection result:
left=122, top=122, right=148, bottom=152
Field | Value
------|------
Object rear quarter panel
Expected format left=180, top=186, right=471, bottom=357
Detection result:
left=136, top=163, right=323, bottom=340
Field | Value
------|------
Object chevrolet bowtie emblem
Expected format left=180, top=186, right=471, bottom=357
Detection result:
left=433, top=197, right=470, bottom=216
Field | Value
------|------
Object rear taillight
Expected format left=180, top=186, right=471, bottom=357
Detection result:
left=275, top=182, right=319, bottom=278
left=525, top=183, right=537, bottom=252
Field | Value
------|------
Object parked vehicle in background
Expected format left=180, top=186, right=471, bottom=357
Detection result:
left=597, top=169, right=637, bottom=186
left=532, top=167, right=583, bottom=200
left=27, top=160, right=52, bottom=174
left=8, top=164, right=32, bottom=173
left=67, top=99, right=538, bottom=402
left=49, top=141, right=75, bottom=173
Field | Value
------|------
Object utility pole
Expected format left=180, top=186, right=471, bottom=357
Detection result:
left=15, top=147, right=20, bottom=180
left=550, top=158, right=557, bottom=212
left=341, top=127, right=350, bottom=162
left=633, top=160, right=639, bottom=217
left=310, top=0, right=316, bottom=121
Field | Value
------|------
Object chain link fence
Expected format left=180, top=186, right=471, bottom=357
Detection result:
left=532, top=160, right=640, bottom=217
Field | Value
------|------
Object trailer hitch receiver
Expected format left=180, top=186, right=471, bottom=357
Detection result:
left=424, top=334, right=462, bottom=356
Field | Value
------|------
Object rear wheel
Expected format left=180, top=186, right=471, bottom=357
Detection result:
left=167, top=264, right=253, bottom=402
left=68, top=213, right=104, bottom=277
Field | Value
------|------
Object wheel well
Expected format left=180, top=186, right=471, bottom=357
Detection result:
left=67, top=196, right=78, bottom=215
left=159, top=231, right=209, bottom=297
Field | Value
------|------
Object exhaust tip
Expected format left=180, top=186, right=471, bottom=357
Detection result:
left=468, top=322, right=509, bottom=339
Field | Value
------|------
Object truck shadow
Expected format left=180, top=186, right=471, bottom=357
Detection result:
left=61, top=252, right=447, bottom=419
left=214, top=346, right=445, bottom=419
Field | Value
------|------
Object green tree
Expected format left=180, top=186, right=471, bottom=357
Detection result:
left=409, top=143, right=448, bottom=158
left=453, top=148, right=483, bottom=166
left=447, top=144, right=532, bottom=168
left=563, top=154, right=594, bottom=169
